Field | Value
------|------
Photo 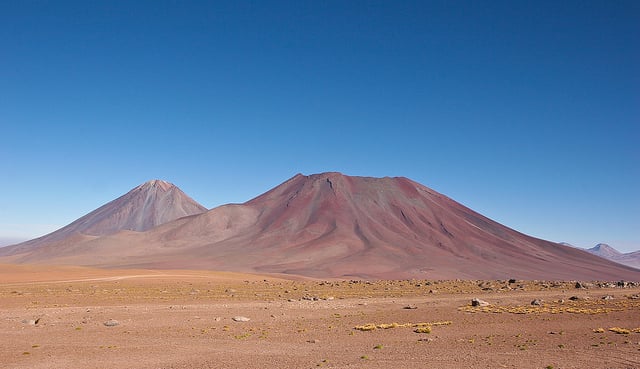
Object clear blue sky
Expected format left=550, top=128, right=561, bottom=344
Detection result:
left=1, top=1, right=638, bottom=252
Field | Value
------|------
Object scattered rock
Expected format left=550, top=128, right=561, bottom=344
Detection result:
left=103, top=320, right=119, bottom=327
left=232, top=316, right=250, bottom=322
left=478, top=282, right=494, bottom=291
left=418, top=337, right=435, bottom=342
left=471, top=298, right=489, bottom=307
left=531, top=299, right=542, bottom=306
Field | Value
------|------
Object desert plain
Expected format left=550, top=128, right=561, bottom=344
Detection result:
left=1, top=264, right=639, bottom=369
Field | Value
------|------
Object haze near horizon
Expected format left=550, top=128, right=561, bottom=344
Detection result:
left=1, top=1, right=638, bottom=252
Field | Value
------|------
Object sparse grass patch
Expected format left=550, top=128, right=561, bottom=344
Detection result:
left=459, top=298, right=640, bottom=315
left=234, top=332, right=252, bottom=339
left=609, top=327, right=631, bottom=334
left=377, top=323, right=399, bottom=329
left=414, top=326, right=432, bottom=334
left=354, top=323, right=378, bottom=331
left=354, top=321, right=451, bottom=332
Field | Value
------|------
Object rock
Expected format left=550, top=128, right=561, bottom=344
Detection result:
left=568, top=296, right=581, bottom=301
left=531, top=299, right=542, bottom=306
left=602, top=295, right=614, bottom=300
left=508, top=279, right=517, bottom=284
left=471, top=298, right=489, bottom=307
left=403, top=305, right=418, bottom=310
left=478, top=282, right=494, bottom=291
left=307, top=339, right=320, bottom=343
left=418, top=338, right=435, bottom=342
left=232, top=316, right=250, bottom=322
left=103, top=319, right=119, bottom=327
left=22, top=319, right=37, bottom=326
left=575, top=282, right=585, bottom=289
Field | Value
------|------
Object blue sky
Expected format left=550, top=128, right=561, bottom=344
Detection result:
left=1, top=1, right=638, bottom=252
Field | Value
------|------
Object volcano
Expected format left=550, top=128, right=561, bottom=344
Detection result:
left=587, top=244, right=640, bottom=270
left=0, top=180, right=207, bottom=256
left=1, top=173, right=638, bottom=281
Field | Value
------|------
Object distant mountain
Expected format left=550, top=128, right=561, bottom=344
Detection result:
left=588, top=243, right=622, bottom=258
left=1, top=173, right=638, bottom=281
left=0, top=180, right=207, bottom=256
left=586, top=243, right=640, bottom=270
left=0, top=237, right=27, bottom=247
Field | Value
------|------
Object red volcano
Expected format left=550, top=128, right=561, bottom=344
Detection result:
left=2, top=173, right=638, bottom=281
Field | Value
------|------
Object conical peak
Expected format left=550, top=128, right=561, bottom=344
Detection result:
left=593, top=243, right=620, bottom=254
left=136, top=179, right=174, bottom=192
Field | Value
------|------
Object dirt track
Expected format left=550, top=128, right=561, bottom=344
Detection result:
left=1, top=266, right=639, bottom=369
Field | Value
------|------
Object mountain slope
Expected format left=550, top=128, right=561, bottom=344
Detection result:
left=1, top=173, right=638, bottom=281
left=587, top=243, right=640, bottom=269
left=0, top=180, right=207, bottom=256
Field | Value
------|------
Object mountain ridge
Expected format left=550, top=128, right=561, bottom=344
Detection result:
left=1, top=173, right=638, bottom=281
left=586, top=243, right=640, bottom=270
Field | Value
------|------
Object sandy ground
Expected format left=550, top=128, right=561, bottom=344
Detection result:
left=1, top=265, right=639, bottom=369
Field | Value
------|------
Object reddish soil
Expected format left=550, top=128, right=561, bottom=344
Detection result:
left=1, top=265, right=639, bottom=369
